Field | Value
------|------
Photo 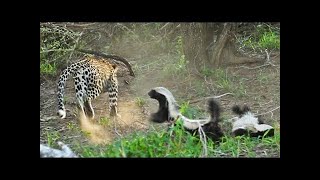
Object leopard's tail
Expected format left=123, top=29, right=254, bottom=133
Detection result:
left=57, top=62, right=78, bottom=119
left=76, top=48, right=135, bottom=77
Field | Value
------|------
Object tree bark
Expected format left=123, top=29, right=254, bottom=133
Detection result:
left=181, top=23, right=265, bottom=72
left=209, top=23, right=231, bottom=67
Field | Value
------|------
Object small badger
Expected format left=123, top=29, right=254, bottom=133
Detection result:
left=231, top=104, right=274, bottom=137
left=148, top=87, right=223, bottom=142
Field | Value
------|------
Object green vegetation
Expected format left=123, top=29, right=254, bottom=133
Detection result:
left=75, top=103, right=279, bottom=157
left=199, top=68, right=248, bottom=98
left=241, top=23, right=280, bottom=51
left=163, top=35, right=188, bottom=77
left=40, top=62, right=57, bottom=75
left=67, top=122, right=78, bottom=131
left=179, top=101, right=204, bottom=119
left=81, top=130, right=91, bottom=138
left=135, top=97, right=146, bottom=107
left=46, top=131, right=61, bottom=147
left=99, top=117, right=111, bottom=127
left=77, top=122, right=279, bottom=157
left=174, top=36, right=188, bottom=71
left=40, top=23, right=83, bottom=77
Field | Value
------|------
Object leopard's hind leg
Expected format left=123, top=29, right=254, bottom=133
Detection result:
left=74, top=71, right=87, bottom=118
left=107, top=78, right=119, bottom=117
left=106, top=77, right=123, bottom=137
left=84, top=99, right=94, bottom=119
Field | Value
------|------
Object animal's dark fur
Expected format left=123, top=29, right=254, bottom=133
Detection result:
left=232, top=104, right=250, bottom=117
left=148, top=89, right=176, bottom=123
left=185, top=98, right=223, bottom=142
left=208, top=98, right=221, bottom=122
left=148, top=89, right=169, bottom=123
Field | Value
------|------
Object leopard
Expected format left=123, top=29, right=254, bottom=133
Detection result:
left=57, top=55, right=121, bottom=119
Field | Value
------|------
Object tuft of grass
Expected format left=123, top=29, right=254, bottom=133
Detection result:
left=67, top=122, right=78, bottom=131
left=257, top=71, right=270, bottom=86
left=135, top=97, right=146, bottom=107
left=200, top=68, right=248, bottom=98
left=214, top=69, right=233, bottom=92
left=46, top=131, right=61, bottom=147
left=99, top=117, right=110, bottom=127
left=234, top=82, right=247, bottom=98
left=258, top=31, right=280, bottom=50
left=200, top=67, right=215, bottom=77
left=241, top=23, right=280, bottom=51
left=163, top=35, right=188, bottom=77
left=174, top=36, right=188, bottom=71
left=163, top=36, right=189, bottom=79
left=81, top=130, right=91, bottom=138
left=40, top=62, right=57, bottom=75
left=179, top=101, right=204, bottom=119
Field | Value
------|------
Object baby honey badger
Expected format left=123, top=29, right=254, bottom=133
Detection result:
left=148, top=87, right=223, bottom=142
left=231, top=104, right=274, bottom=138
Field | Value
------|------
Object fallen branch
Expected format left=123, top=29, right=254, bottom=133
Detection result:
left=265, top=49, right=276, bottom=67
left=235, top=49, right=278, bottom=70
left=40, top=49, right=75, bottom=54
left=256, top=106, right=280, bottom=116
left=236, top=63, right=272, bottom=70
left=160, top=23, right=170, bottom=30
left=64, top=23, right=98, bottom=27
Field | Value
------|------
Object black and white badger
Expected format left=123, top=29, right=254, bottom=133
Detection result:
left=148, top=87, right=223, bottom=142
left=231, top=104, right=274, bottom=137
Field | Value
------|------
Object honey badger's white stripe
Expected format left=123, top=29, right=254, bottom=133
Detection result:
left=151, top=87, right=211, bottom=130
left=232, top=112, right=273, bottom=133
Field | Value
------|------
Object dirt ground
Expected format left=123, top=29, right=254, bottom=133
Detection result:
left=40, top=23, right=280, bottom=156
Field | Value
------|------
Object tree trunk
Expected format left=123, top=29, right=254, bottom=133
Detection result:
left=181, top=23, right=264, bottom=72
left=181, top=23, right=210, bottom=72
left=209, top=23, right=231, bottom=67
